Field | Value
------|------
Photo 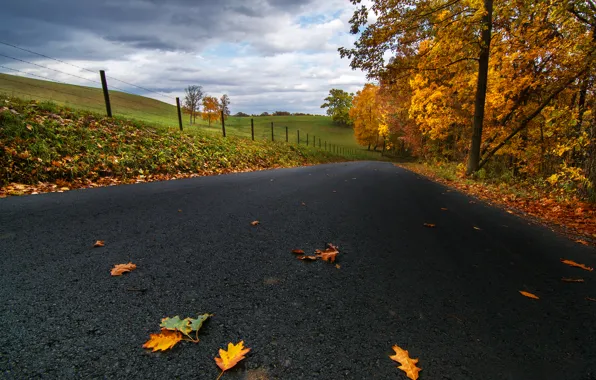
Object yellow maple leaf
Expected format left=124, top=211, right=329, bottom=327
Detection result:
left=215, top=341, right=251, bottom=375
left=389, top=345, right=421, bottom=380
left=110, top=262, right=137, bottom=276
left=142, top=329, right=182, bottom=352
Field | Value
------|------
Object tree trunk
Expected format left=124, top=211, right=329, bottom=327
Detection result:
left=189, top=113, right=192, bottom=125
left=466, top=0, right=493, bottom=175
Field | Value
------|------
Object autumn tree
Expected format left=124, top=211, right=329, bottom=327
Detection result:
left=220, top=94, right=231, bottom=119
left=202, top=96, right=221, bottom=126
left=184, top=85, right=203, bottom=125
left=320, top=89, right=354, bottom=126
left=349, top=84, right=385, bottom=150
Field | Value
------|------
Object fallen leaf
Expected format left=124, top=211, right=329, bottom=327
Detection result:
left=160, top=316, right=192, bottom=335
left=519, top=291, right=539, bottom=299
left=561, top=278, right=584, bottom=283
left=440, top=208, right=448, bottom=211
left=575, top=240, right=589, bottom=246
left=506, top=210, right=514, bottom=214
left=315, top=243, right=339, bottom=263
left=178, top=209, right=182, bottom=212
left=561, top=259, right=594, bottom=271
left=143, top=329, right=182, bottom=352
left=93, top=240, right=105, bottom=247
left=335, top=264, right=341, bottom=269
left=587, top=297, right=596, bottom=302
left=423, top=223, right=436, bottom=228
left=188, top=313, right=213, bottom=333
left=332, top=190, right=337, bottom=193
left=215, top=341, right=251, bottom=372
left=110, top=262, right=137, bottom=276
left=301, top=202, right=306, bottom=206
left=297, top=255, right=317, bottom=261
left=291, top=249, right=305, bottom=254
left=473, top=226, right=482, bottom=230
left=389, top=345, right=421, bottom=380
left=250, top=221, right=260, bottom=226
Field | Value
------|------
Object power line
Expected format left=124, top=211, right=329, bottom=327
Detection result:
left=0, top=40, right=174, bottom=101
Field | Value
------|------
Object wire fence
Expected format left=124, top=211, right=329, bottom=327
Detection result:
left=0, top=41, right=384, bottom=159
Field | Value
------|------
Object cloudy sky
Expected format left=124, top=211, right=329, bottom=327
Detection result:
left=0, top=0, right=370, bottom=114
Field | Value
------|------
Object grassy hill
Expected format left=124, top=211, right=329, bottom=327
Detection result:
left=0, top=73, right=361, bottom=150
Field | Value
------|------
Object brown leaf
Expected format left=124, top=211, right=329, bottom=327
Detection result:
left=440, top=208, right=448, bottom=211
left=586, top=297, right=596, bottom=302
left=296, top=255, right=317, bottom=261
left=423, top=223, right=436, bottom=228
left=315, top=243, right=339, bottom=263
left=519, top=291, right=539, bottom=299
left=93, top=240, right=105, bottom=247
left=561, top=278, right=584, bottom=283
left=560, top=259, right=594, bottom=271
left=473, top=226, right=482, bottom=230
left=143, top=328, right=182, bottom=352
left=389, top=345, right=421, bottom=380
left=291, top=249, right=305, bottom=254
left=250, top=220, right=260, bottom=226
left=301, top=202, right=306, bottom=206
left=575, top=240, right=589, bottom=246
left=215, top=341, right=251, bottom=372
left=111, top=262, right=137, bottom=276
left=335, top=264, right=341, bottom=269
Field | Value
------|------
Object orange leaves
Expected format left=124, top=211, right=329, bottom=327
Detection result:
left=294, top=243, right=340, bottom=264
left=390, top=345, right=421, bottom=380
left=575, top=240, right=589, bottom=246
left=215, top=341, right=251, bottom=373
left=110, top=262, right=136, bottom=276
left=250, top=221, right=260, bottom=226
left=93, top=240, right=105, bottom=247
left=423, top=223, right=436, bottom=228
left=143, top=329, right=183, bottom=352
left=315, top=243, right=339, bottom=263
left=519, top=291, right=539, bottom=300
left=560, top=259, right=593, bottom=272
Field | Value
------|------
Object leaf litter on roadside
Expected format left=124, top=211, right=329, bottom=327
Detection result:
left=93, top=240, right=105, bottom=247
left=110, top=262, right=137, bottom=276
left=143, top=313, right=212, bottom=351
left=389, top=345, right=421, bottom=380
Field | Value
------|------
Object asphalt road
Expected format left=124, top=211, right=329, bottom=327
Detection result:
left=1, top=161, right=595, bottom=380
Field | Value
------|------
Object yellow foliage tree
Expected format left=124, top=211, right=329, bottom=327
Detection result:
left=349, top=84, right=385, bottom=150
left=202, top=96, right=221, bottom=126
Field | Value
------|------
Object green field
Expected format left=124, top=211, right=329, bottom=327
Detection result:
left=0, top=73, right=363, bottom=151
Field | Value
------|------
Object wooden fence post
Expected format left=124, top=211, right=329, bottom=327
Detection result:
left=221, top=110, right=226, bottom=137
left=285, top=126, right=288, bottom=142
left=271, top=122, right=274, bottom=141
left=99, top=70, right=112, bottom=117
left=176, top=97, right=183, bottom=131
left=298, top=130, right=300, bottom=144
left=307, top=133, right=309, bottom=146
left=251, top=118, right=254, bottom=140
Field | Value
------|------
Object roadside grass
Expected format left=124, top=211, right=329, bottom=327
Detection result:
left=0, top=95, right=375, bottom=197
left=0, top=73, right=363, bottom=150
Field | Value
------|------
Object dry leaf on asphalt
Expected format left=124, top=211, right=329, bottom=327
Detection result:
left=440, top=208, right=448, bottom=211
left=561, top=278, right=584, bottom=283
left=315, top=243, right=339, bottom=263
left=423, top=223, right=436, bottom=228
left=143, top=329, right=183, bottom=352
left=93, top=240, right=105, bottom=247
left=250, top=221, right=260, bottom=226
left=335, top=264, right=341, bottom=269
left=291, top=249, right=305, bottom=254
left=519, top=291, right=539, bottom=299
left=160, top=314, right=212, bottom=341
left=389, top=345, right=421, bottom=380
left=215, top=341, right=251, bottom=373
left=297, top=255, right=317, bottom=261
left=560, top=259, right=594, bottom=271
left=587, top=297, right=596, bottom=302
left=575, top=240, right=588, bottom=246
left=473, top=226, right=482, bottom=230
left=110, top=262, right=137, bottom=276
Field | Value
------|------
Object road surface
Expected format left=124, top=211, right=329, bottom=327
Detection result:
left=1, top=161, right=595, bottom=379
